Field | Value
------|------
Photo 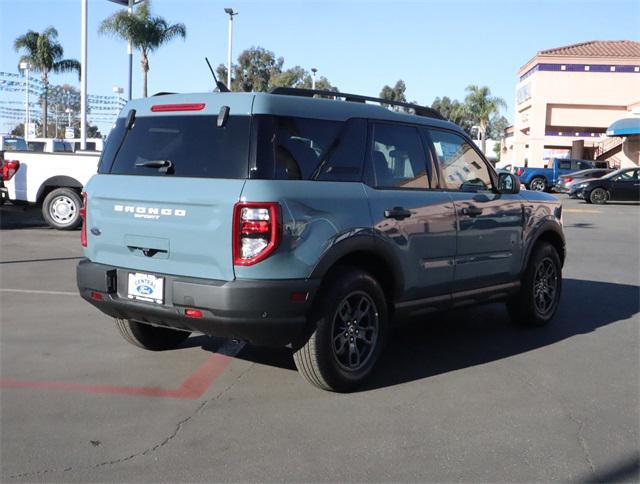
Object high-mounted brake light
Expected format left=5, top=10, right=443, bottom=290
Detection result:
left=150, top=103, right=205, bottom=112
left=80, top=192, right=88, bottom=247
left=233, top=202, right=281, bottom=266
left=2, top=160, right=19, bottom=181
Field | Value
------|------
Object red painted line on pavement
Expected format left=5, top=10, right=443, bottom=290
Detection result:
left=0, top=353, right=232, bottom=400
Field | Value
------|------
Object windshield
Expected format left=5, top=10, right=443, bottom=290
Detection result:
left=2, top=137, right=28, bottom=151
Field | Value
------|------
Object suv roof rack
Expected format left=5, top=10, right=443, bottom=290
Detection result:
left=269, top=87, right=445, bottom=120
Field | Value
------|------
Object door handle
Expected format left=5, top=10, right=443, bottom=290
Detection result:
left=384, top=206, right=412, bottom=220
left=460, top=205, right=483, bottom=217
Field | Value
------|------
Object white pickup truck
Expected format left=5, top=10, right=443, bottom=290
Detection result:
left=2, top=150, right=100, bottom=230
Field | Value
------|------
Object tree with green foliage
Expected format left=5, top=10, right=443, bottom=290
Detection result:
left=100, top=0, right=186, bottom=97
left=379, top=80, right=408, bottom=110
left=463, top=85, right=507, bottom=154
left=431, top=96, right=474, bottom=133
left=217, top=47, right=337, bottom=93
left=14, top=27, right=80, bottom=137
left=487, top=114, right=510, bottom=141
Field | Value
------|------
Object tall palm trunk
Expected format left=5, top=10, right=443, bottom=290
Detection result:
left=141, top=51, right=149, bottom=98
left=42, top=73, right=49, bottom=137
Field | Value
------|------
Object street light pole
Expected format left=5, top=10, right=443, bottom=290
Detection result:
left=19, top=62, right=30, bottom=139
left=311, top=67, right=317, bottom=90
left=127, top=0, right=133, bottom=100
left=224, top=8, right=237, bottom=90
left=80, top=0, right=87, bottom=150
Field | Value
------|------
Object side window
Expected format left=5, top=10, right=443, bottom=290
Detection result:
left=558, top=160, right=571, bottom=170
left=429, top=129, right=492, bottom=192
left=316, top=119, right=366, bottom=182
left=368, top=123, right=429, bottom=189
left=273, top=117, right=342, bottom=180
left=614, top=170, right=636, bottom=181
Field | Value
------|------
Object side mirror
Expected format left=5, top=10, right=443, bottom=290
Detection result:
left=498, top=173, right=520, bottom=194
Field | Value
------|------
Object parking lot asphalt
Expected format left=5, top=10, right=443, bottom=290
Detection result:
left=1, top=196, right=638, bottom=483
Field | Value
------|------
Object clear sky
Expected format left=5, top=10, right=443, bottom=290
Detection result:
left=1, top=0, right=639, bottom=132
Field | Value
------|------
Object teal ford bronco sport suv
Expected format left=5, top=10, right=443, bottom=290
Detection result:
left=77, top=88, right=565, bottom=392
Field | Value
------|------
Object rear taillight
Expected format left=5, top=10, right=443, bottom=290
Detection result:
left=565, top=177, right=572, bottom=183
left=233, top=202, right=281, bottom=266
left=516, top=168, right=524, bottom=176
left=2, top=160, right=19, bottom=181
left=80, top=192, right=87, bottom=247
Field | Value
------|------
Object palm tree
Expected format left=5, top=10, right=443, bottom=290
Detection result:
left=100, top=0, right=186, bottom=97
left=14, top=27, right=80, bottom=138
left=464, top=85, right=507, bottom=154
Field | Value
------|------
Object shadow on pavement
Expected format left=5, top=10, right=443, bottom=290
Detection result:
left=0, top=205, right=49, bottom=230
left=361, top=278, right=638, bottom=391
left=193, top=278, right=638, bottom=389
left=579, top=453, right=640, bottom=483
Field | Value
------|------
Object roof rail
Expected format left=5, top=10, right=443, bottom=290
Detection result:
left=269, top=87, right=445, bottom=120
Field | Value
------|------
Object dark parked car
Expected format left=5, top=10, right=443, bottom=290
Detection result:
left=556, top=168, right=613, bottom=194
left=571, top=168, right=640, bottom=204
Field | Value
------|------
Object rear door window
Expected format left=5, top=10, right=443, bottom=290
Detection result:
left=366, top=123, right=430, bottom=189
left=100, top=115, right=251, bottom=179
left=253, top=116, right=366, bottom=182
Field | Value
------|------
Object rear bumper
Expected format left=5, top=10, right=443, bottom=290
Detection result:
left=77, top=259, right=320, bottom=347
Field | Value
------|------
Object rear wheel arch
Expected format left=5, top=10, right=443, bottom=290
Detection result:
left=322, top=250, right=401, bottom=304
left=36, top=176, right=83, bottom=204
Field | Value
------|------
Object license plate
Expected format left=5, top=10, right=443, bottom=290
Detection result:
left=127, top=272, right=164, bottom=304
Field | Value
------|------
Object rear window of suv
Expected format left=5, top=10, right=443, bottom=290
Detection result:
left=99, top=115, right=251, bottom=179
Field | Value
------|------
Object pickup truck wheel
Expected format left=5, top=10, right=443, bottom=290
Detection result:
left=42, top=188, right=82, bottom=230
left=115, top=318, right=191, bottom=351
left=507, top=242, right=562, bottom=327
left=293, top=267, right=388, bottom=392
left=589, top=188, right=609, bottom=204
left=529, top=177, right=547, bottom=192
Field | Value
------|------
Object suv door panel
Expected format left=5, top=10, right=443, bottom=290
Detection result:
left=427, top=128, right=524, bottom=292
left=365, top=122, right=456, bottom=301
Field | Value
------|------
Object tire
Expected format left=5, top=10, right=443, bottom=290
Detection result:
left=42, top=188, right=82, bottom=230
left=529, top=177, right=547, bottom=192
left=507, top=242, right=562, bottom=327
left=115, top=318, right=191, bottom=351
left=293, top=267, right=388, bottom=392
left=589, top=187, right=609, bottom=204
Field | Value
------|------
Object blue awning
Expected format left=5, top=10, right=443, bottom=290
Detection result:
left=606, top=117, right=640, bottom=137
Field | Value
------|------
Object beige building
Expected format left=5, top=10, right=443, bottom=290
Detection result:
left=502, top=40, right=640, bottom=168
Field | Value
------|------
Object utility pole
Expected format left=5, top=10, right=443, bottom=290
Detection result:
left=19, top=62, right=30, bottom=139
left=127, top=0, right=133, bottom=100
left=80, top=0, right=87, bottom=150
left=224, top=8, right=237, bottom=89
left=311, top=67, right=317, bottom=90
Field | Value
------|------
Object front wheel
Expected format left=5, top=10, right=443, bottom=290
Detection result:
left=293, top=267, right=388, bottom=392
left=507, top=242, right=562, bottom=327
left=529, top=177, right=547, bottom=192
left=115, top=319, right=191, bottom=351
left=42, top=188, right=82, bottom=230
left=589, top=187, right=609, bottom=204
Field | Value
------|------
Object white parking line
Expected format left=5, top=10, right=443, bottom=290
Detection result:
left=0, top=288, right=78, bottom=296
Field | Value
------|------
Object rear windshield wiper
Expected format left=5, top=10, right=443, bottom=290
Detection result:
left=135, top=159, right=174, bottom=174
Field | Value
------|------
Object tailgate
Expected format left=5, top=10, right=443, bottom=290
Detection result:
left=84, top=175, right=245, bottom=281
